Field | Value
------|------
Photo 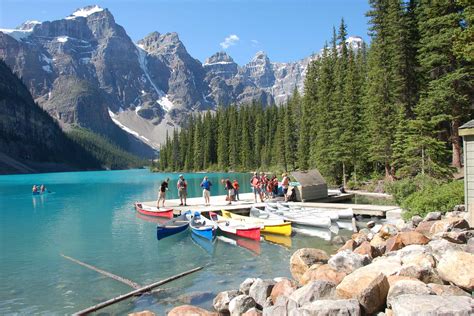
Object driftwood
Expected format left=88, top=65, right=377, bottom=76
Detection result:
left=61, top=254, right=141, bottom=289
left=73, top=266, right=203, bottom=315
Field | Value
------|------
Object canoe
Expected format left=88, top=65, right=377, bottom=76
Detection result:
left=260, top=207, right=331, bottom=228
left=32, top=191, right=50, bottom=196
left=189, top=212, right=217, bottom=241
left=251, top=207, right=286, bottom=220
left=209, top=212, right=261, bottom=241
left=156, top=211, right=192, bottom=240
left=221, top=209, right=292, bottom=236
left=292, top=225, right=332, bottom=241
left=134, top=202, right=174, bottom=218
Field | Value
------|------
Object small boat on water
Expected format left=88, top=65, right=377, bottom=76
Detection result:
left=134, top=202, right=174, bottom=218
left=189, top=212, right=217, bottom=241
left=221, top=210, right=292, bottom=236
left=156, top=211, right=192, bottom=240
left=32, top=190, right=50, bottom=196
left=209, top=212, right=261, bottom=241
left=261, top=206, right=332, bottom=228
left=292, top=225, right=333, bottom=241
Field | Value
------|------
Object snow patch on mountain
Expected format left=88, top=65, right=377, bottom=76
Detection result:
left=66, top=5, right=104, bottom=20
left=42, top=65, right=52, bottom=73
left=157, top=95, right=174, bottom=112
left=0, top=28, right=32, bottom=41
left=56, top=36, right=69, bottom=43
left=108, top=108, right=150, bottom=142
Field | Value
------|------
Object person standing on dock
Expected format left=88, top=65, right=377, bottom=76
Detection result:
left=177, top=174, right=188, bottom=206
left=157, top=177, right=170, bottom=208
left=233, top=179, right=240, bottom=201
left=224, top=179, right=235, bottom=205
left=250, top=172, right=263, bottom=203
left=200, top=176, right=212, bottom=206
left=281, top=173, right=290, bottom=202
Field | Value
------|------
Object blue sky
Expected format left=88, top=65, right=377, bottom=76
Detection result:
left=0, top=0, right=371, bottom=65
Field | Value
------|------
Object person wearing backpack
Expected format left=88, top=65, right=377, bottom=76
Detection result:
left=250, top=172, right=263, bottom=203
left=281, top=173, right=290, bottom=202
left=177, top=174, right=188, bottom=206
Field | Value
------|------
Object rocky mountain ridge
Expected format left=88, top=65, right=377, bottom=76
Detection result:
left=0, top=5, right=363, bottom=152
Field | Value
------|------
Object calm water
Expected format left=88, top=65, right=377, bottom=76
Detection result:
left=0, top=169, right=345, bottom=315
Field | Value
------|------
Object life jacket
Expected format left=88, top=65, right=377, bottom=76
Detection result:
left=178, top=179, right=186, bottom=189
left=251, top=176, right=260, bottom=187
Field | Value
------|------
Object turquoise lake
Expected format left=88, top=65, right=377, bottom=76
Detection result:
left=0, top=169, right=346, bottom=314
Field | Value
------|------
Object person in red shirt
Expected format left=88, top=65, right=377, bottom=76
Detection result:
left=233, top=179, right=240, bottom=201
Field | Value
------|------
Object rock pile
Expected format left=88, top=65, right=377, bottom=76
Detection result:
left=167, top=209, right=473, bottom=315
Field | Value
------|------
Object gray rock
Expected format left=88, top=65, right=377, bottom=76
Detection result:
left=290, top=299, right=361, bottom=316
left=453, top=204, right=466, bottom=212
left=428, top=239, right=466, bottom=261
left=411, top=215, right=423, bottom=226
left=289, top=280, right=336, bottom=306
left=467, top=238, right=474, bottom=254
left=371, top=224, right=383, bottom=234
left=263, top=305, right=287, bottom=316
left=386, top=280, right=432, bottom=307
left=328, top=250, right=371, bottom=274
left=424, top=211, right=441, bottom=221
left=332, top=235, right=349, bottom=245
left=390, top=294, right=474, bottom=316
left=229, top=294, right=257, bottom=316
left=240, top=278, right=257, bottom=295
left=213, top=290, right=239, bottom=313
left=248, top=278, right=276, bottom=307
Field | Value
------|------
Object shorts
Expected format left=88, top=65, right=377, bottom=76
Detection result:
left=283, top=188, right=288, bottom=195
left=252, top=187, right=261, bottom=194
left=159, top=191, right=166, bottom=199
left=179, top=189, right=187, bottom=198
left=203, top=189, right=210, bottom=199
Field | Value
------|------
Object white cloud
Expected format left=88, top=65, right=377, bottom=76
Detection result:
left=220, top=34, right=240, bottom=49
left=251, top=39, right=260, bottom=46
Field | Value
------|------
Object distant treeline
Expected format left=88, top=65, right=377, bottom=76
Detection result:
left=158, top=0, right=473, bottom=185
left=68, top=128, right=147, bottom=170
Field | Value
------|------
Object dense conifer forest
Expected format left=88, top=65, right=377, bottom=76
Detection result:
left=157, top=0, right=473, bottom=186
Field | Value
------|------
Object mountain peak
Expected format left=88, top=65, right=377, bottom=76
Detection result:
left=65, top=5, right=104, bottom=20
left=17, top=20, right=41, bottom=30
left=204, top=51, right=235, bottom=65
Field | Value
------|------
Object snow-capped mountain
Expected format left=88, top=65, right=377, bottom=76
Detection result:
left=0, top=5, right=363, bottom=154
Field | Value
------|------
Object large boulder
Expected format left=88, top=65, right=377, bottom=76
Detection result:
left=467, top=238, right=474, bottom=253
left=415, top=220, right=436, bottom=236
left=262, top=305, right=286, bottom=316
left=229, top=295, right=257, bottom=316
left=292, top=299, right=361, bottom=316
left=386, top=279, right=432, bottom=308
left=427, top=283, right=471, bottom=297
left=240, top=278, right=257, bottom=295
left=429, top=239, right=466, bottom=261
left=242, top=307, right=262, bottom=316
left=248, top=279, right=276, bottom=307
left=356, top=273, right=390, bottom=314
left=328, top=250, right=371, bottom=274
left=289, top=248, right=329, bottom=283
left=429, top=217, right=470, bottom=235
left=424, top=211, right=441, bottom=221
left=336, top=256, right=401, bottom=299
left=400, top=251, right=436, bottom=269
left=379, top=224, right=398, bottom=239
left=213, top=290, right=239, bottom=313
left=300, top=264, right=346, bottom=286
left=270, top=278, right=297, bottom=303
left=437, top=251, right=474, bottom=290
left=337, top=239, right=357, bottom=253
left=387, top=275, right=419, bottom=287
left=168, top=305, right=217, bottom=316
left=354, top=241, right=380, bottom=258
left=411, top=215, right=423, bottom=226
left=397, top=264, right=443, bottom=284
left=370, top=234, right=387, bottom=252
left=385, top=234, right=404, bottom=253
left=398, top=231, right=430, bottom=246
left=289, top=280, right=336, bottom=306
left=390, top=294, right=474, bottom=316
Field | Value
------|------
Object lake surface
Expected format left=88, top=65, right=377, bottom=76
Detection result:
left=0, top=169, right=348, bottom=314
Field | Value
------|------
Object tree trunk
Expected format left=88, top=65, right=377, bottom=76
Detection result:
left=385, top=161, right=394, bottom=181
left=451, top=118, right=462, bottom=169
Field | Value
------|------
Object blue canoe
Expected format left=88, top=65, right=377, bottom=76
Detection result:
left=189, top=212, right=217, bottom=241
left=156, top=211, right=191, bottom=240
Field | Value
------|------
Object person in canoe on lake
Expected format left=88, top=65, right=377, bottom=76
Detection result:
left=177, top=174, right=188, bottom=206
left=281, top=173, right=290, bottom=202
left=200, top=176, right=212, bottom=206
left=40, top=184, right=46, bottom=193
left=157, top=177, right=170, bottom=207
left=232, top=179, right=240, bottom=201
left=223, top=178, right=235, bottom=205
left=32, top=185, right=38, bottom=193
left=250, top=172, right=263, bottom=203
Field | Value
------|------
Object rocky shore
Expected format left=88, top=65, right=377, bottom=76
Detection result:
left=163, top=207, right=473, bottom=315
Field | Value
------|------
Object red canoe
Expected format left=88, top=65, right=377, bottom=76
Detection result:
left=209, top=212, right=261, bottom=241
left=134, top=202, right=174, bottom=219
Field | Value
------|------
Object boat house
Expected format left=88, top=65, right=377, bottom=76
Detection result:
left=291, top=169, right=328, bottom=202
left=460, top=120, right=474, bottom=226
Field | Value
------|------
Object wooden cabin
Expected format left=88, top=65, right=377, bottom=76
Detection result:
left=460, top=120, right=474, bottom=226
left=291, top=169, right=328, bottom=202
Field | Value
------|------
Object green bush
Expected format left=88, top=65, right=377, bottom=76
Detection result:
left=385, top=174, right=441, bottom=205
left=401, top=180, right=464, bottom=220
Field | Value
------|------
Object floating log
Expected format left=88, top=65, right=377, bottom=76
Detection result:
left=61, top=254, right=141, bottom=289
left=73, top=266, right=203, bottom=315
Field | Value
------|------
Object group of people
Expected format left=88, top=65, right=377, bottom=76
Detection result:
left=32, top=184, right=47, bottom=193
left=250, top=172, right=291, bottom=202
left=156, top=172, right=291, bottom=208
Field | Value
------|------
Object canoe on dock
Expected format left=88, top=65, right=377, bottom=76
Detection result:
left=221, top=209, right=292, bottom=236
left=134, top=202, right=174, bottom=219
left=209, top=212, right=261, bottom=241
left=156, top=211, right=192, bottom=240
left=262, top=206, right=332, bottom=228
left=189, top=212, right=217, bottom=241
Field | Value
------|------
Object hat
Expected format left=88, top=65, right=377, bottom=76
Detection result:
left=179, top=174, right=183, bottom=178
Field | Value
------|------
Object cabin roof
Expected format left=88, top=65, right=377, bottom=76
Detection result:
left=460, top=120, right=474, bottom=137
left=291, top=169, right=326, bottom=186
left=461, top=120, right=474, bottom=129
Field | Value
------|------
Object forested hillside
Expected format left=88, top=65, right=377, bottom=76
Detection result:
left=158, top=0, right=473, bottom=185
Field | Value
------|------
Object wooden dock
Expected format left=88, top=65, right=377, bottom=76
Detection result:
left=142, top=192, right=401, bottom=218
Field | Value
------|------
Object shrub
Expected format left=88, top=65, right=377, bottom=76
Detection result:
left=401, top=180, right=464, bottom=220
left=385, top=174, right=441, bottom=205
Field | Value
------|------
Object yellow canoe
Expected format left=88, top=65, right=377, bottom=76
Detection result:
left=221, top=210, right=292, bottom=236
